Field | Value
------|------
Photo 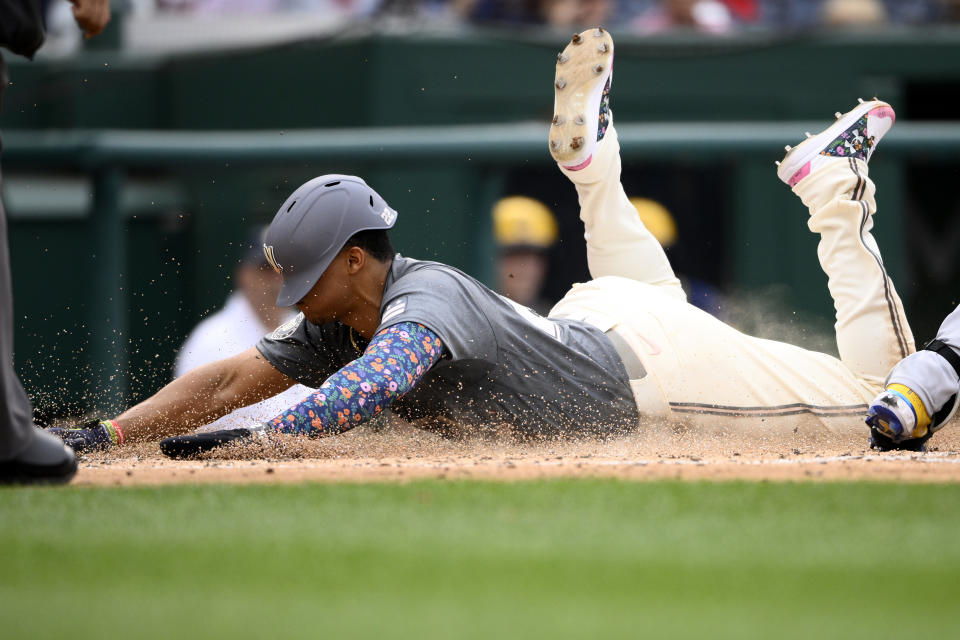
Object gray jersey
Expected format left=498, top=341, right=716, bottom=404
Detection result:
left=257, top=255, right=638, bottom=436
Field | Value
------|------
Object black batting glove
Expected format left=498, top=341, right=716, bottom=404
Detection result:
left=47, top=419, right=124, bottom=454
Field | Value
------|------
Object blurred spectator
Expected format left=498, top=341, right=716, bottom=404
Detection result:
left=458, top=0, right=612, bottom=27
left=154, top=0, right=380, bottom=14
left=630, top=196, right=724, bottom=315
left=821, top=0, right=887, bottom=27
left=755, top=0, right=820, bottom=29
left=721, top=0, right=758, bottom=22
left=174, top=228, right=313, bottom=430
left=759, top=0, right=944, bottom=29
left=948, top=0, right=960, bottom=21
left=455, top=0, right=539, bottom=24
left=493, top=196, right=558, bottom=316
left=881, top=0, right=943, bottom=24
left=632, top=0, right=735, bottom=33
left=539, top=0, right=612, bottom=27
left=630, top=196, right=677, bottom=248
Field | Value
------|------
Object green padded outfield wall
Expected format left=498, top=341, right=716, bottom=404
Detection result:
left=6, top=30, right=960, bottom=130
left=2, top=29, right=959, bottom=417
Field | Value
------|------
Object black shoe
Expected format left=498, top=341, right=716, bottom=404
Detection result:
left=0, top=429, right=78, bottom=485
left=868, top=426, right=931, bottom=452
left=159, top=428, right=256, bottom=459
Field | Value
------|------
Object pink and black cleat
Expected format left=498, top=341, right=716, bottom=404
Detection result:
left=776, top=99, right=895, bottom=187
left=548, top=27, right=614, bottom=171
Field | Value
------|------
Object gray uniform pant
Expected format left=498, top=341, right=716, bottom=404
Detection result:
left=0, top=156, right=36, bottom=459
left=888, top=305, right=960, bottom=419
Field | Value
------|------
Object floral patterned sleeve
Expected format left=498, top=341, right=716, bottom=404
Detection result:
left=267, top=321, right=443, bottom=437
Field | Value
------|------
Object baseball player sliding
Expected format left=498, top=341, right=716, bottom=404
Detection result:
left=49, top=28, right=954, bottom=457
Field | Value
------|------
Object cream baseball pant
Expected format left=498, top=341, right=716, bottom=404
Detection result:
left=548, top=124, right=915, bottom=436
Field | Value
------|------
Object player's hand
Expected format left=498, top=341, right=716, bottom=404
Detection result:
left=69, top=0, right=111, bottom=39
left=47, top=419, right=122, bottom=453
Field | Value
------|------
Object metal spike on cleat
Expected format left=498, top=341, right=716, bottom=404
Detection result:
left=805, top=132, right=812, bottom=138
left=784, top=144, right=792, bottom=152
left=594, top=28, right=604, bottom=37
left=555, top=78, right=566, bottom=90
left=574, top=115, right=585, bottom=126
left=593, top=64, right=604, bottom=75
left=857, top=98, right=864, bottom=103
left=557, top=52, right=568, bottom=64
left=550, top=140, right=560, bottom=151
left=570, top=137, right=584, bottom=150
left=774, top=160, right=781, bottom=167
left=572, top=33, right=582, bottom=44
left=835, top=112, right=842, bottom=120
left=598, top=43, right=608, bottom=53
left=552, top=115, right=563, bottom=126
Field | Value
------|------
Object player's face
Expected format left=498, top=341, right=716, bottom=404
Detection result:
left=294, top=251, right=355, bottom=324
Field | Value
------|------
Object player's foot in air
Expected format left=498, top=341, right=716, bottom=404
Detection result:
left=548, top=27, right=613, bottom=171
left=776, top=99, right=895, bottom=187
left=159, top=426, right=269, bottom=459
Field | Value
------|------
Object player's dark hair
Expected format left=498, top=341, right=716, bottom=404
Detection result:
left=344, top=228, right=395, bottom=263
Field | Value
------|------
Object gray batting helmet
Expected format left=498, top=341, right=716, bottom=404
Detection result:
left=263, top=174, right=398, bottom=306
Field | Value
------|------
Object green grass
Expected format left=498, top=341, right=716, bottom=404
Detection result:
left=2, top=480, right=960, bottom=639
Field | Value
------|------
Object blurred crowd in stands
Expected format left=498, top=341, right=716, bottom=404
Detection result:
left=422, top=0, right=960, bottom=32
left=42, top=0, right=960, bottom=32
left=35, top=0, right=960, bottom=58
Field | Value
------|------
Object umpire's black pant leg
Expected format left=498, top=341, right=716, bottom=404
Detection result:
left=0, top=139, right=37, bottom=459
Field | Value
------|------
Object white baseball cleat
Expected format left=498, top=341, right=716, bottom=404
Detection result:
left=548, top=27, right=614, bottom=171
left=777, top=99, right=895, bottom=187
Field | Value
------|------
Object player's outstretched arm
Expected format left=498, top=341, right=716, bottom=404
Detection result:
left=50, top=347, right=297, bottom=451
left=117, top=347, right=296, bottom=442
left=158, top=322, right=444, bottom=458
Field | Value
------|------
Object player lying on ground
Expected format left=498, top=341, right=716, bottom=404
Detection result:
left=865, top=306, right=960, bottom=450
left=50, top=28, right=950, bottom=458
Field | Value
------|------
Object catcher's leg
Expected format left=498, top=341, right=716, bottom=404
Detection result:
left=548, top=29, right=684, bottom=300
left=886, top=306, right=960, bottom=421
left=780, top=100, right=914, bottom=385
left=866, top=305, right=960, bottom=449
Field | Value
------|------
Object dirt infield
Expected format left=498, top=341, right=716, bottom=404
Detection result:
left=72, top=422, right=960, bottom=486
